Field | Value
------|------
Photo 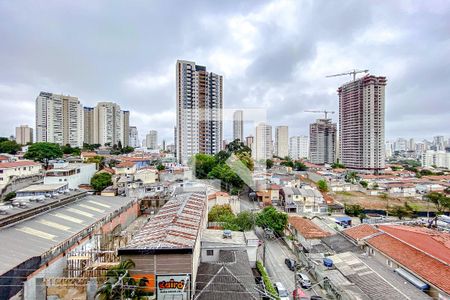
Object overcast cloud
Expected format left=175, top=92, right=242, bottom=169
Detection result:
left=0, top=0, right=449, bottom=143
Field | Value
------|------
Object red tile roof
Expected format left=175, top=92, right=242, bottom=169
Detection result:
left=0, top=160, right=40, bottom=169
left=367, top=233, right=450, bottom=294
left=80, top=152, right=97, bottom=157
left=115, top=161, right=136, bottom=168
left=289, top=215, right=331, bottom=239
left=378, top=225, right=450, bottom=264
left=343, top=224, right=380, bottom=241
left=0, top=155, right=10, bottom=161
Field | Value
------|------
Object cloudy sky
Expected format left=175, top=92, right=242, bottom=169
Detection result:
left=0, top=0, right=449, bottom=144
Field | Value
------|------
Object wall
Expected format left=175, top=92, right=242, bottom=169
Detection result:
left=44, top=164, right=96, bottom=189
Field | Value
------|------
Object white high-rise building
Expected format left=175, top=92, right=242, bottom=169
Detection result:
left=433, top=136, right=445, bottom=151
left=408, top=138, right=415, bottom=152
left=394, top=138, right=408, bottom=152
left=275, top=126, right=289, bottom=158
left=145, top=130, right=158, bottom=149
left=15, top=125, right=33, bottom=145
left=422, top=150, right=450, bottom=169
left=289, top=136, right=309, bottom=160
left=93, top=102, right=122, bottom=146
left=338, top=75, right=387, bottom=173
left=129, top=126, right=139, bottom=148
left=233, top=110, right=243, bottom=142
left=385, top=141, right=394, bottom=158
left=309, top=119, right=337, bottom=165
left=36, top=91, right=83, bottom=147
left=254, top=123, right=273, bottom=161
left=176, top=60, right=223, bottom=164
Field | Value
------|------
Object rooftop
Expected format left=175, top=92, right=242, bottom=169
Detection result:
left=288, top=215, right=331, bottom=239
left=115, top=161, right=136, bottom=168
left=16, top=183, right=67, bottom=192
left=343, top=224, right=380, bottom=241
left=0, top=160, right=40, bottom=169
left=119, top=192, right=207, bottom=252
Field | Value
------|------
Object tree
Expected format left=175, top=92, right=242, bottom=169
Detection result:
left=96, top=259, right=150, bottom=300
left=360, top=180, right=368, bottom=188
left=317, top=179, right=329, bottom=192
left=234, top=211, right=255, bottom=231
left=280, top=159, right=294, bottom=168
left=331, top=162, right=345, bottom=169
left=345, top=204, right=364, bottom=216
left=191, top=154, right=216, bottom=179
left=156, top=164, right=165, bottom=171
left=389, top=203, right=414, bottom=220
left=358, top=213, right=367, bottom=223
left=294, top=161, right=308, bottom=171
left=265, top=159, right=274, bottom=169
left=86, top=155, right=105, bottom=169
left=117, top=140, right=122, bottom=149
left=345, top=171, right=359, bottom=183
left=424, top=192, right=450, bottom=214
left=91, top=172, right=113, bottom=193
left=3, top=192, right=16, bottom=202
left=256, top=206, right=288, bottom=235
left=121, top=146, right=134, bottom=154
left=0, top=140, right=21, bottom=154
left=208, top=204, right=235, bottom=222
left=225, top=139, right=251, bottom=155
left=208, top=164, right=243, bottom=191
left=24, top=142, right=63, bottom=168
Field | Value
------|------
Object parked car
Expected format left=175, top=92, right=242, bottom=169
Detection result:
left=285, top=258, right=297, bottom=271
left=297, top=272, right=312, bottom=288
left=274, top=282, right=289, bottom=300
left=310, top=296, right=323, bottom=300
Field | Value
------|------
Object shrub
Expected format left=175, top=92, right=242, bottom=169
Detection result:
left=256, top=261, right=279, bottom=300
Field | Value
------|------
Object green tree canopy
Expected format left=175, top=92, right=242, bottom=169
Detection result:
left=156, top=164, right=165, bottom=171
left=424, top=192, right=450, bottom=214
left=192, top=153, right=216, bottom=179
left=24, top=142, right=63, bottom=167
left=265, top=159, right=274, bottom=169
left=0, top=139, right=21, bottom=154
left=317, top=179, right=329, bottom=192
left=294, top=161, right=308, bottom=171
left=256, top=206, right=288, bottom=235
left=91, top=172, right=113, bottom=193
left=389, top=203, right=415, bottom=220
left=208, top=204, right=235, bottom=222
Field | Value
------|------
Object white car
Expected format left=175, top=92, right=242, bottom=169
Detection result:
left=297, top=273, right=312, bottom=288
left=274, top=282, right=289, bottom=300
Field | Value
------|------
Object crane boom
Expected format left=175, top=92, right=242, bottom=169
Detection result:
left=326, top=69, right=369, bottom=81
left=305, top=110, right=335, bottom=119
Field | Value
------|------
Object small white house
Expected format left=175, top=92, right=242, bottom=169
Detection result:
left=0, top=160, right=42, bottom=189
left=44, top=162, right=96, bottom=189
left=134, top=168, right=158, bottom=184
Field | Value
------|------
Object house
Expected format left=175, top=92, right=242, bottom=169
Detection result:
left=289, top=187, right=327, bottom=214
left=195, top=250, right=258, bottom=300
left=0, top=160, right=42, bottom=189
left=133, top=168, right=158, bottom=184
left=207, top=192, right=240, bottom=214
left=381, top=182, right=417, bottom=197
left=100, top=186, right=117, bottom=196
left=255, top=184, right=281, bottom=206
left=287, top=215, right=331, bottom=251
left=200, top=229, right=259, bottom=267
left=80, top=152, right=97, bottom=162
left=343, top=224, right=450, bottom=299
left=44, top=162, right=96, bottom=189
left=113, top=161, right=137, bottom=176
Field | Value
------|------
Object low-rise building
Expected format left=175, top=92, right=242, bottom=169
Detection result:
left=200, top=229, right=259, bottom=267
left=207, top=192, right=240, bottom=214
left=381, top=182, right=417, bottom=197
left=287, top=215, right=331, bottom=251
left=133, top=167, right=158, bottom=184
left=118, top=192, right=208, bottom=298
left=0, top=160, right=42, bottom=189
left=113, top=161, right=137, bottom=176
left=15, top=183, right=68, bottom=198
left=44, top=162, right=96, bottom=189
left=343, top=224, right=450, bottom=299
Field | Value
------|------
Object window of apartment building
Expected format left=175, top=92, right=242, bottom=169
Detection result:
left=206, top=250, right=214, bottom=256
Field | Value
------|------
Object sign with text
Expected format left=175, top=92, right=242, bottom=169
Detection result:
left=156, top=274, right=190, bottom=300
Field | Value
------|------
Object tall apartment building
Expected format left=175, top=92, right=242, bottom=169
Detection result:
left=433, top=136, right=445, bottom=151
left=275, top=126, right=289, bottom=158
left=385, top=141, right=394, bottom=158
left=176, top=60, right=223, bottom=164
left=338, top=75, right=387, bottom=173
left=83, top=107, right=95, bottom=144
left=289, top=136, right=309, bottom=160
left=233, top=110, right=243, bottom=142
left=93, top=102, right=122, bottom=146
left=422, top=150, right=450, bottom=169
left=145, top=130, right=158, bottom=149
left=15, top=125, right=33, bottom=145
left=36, top=91, right=83, bottom=147
left=121, top=110, right=130, bottom=146
left=129, top=126, right=139, bottom=148
left=394, top=138, right=408, bottom=152
left=253, top=123, right=273, bottom=161
left=245, top=135, right=254, bottom=148
left=309, top=119, right=337, bottom=164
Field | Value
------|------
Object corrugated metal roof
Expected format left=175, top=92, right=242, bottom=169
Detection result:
left=122, top=192, right=207, bottom=250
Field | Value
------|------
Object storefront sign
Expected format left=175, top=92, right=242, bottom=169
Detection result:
left=156, top=274, right=190, bottom=299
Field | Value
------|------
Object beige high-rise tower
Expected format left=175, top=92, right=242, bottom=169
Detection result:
left=176, top=60, right=223, bottom=164
left=35, top=92, right=83, bottom=147
left=15, top=125, right=33, bottom=145
left=275, top=126, right=289, bottom=158
left=338, top=75, right=387, bottom=173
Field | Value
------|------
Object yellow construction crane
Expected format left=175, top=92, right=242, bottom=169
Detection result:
left=305, top=110, right=335, bottom=119
left=326, top=69, right=369, bottom=81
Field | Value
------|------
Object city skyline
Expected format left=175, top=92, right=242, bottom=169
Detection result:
left=0, top=1, right=449, bottom=142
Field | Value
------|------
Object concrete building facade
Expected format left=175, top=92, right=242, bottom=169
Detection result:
left=93, top=102, right=122, bottom=146
left=176, top=60, right=223, bottom=164
left=233, top=110, right=243, bottom=142
left=15, top=125, right=33, bottom=145
left=254, top=123, right=273, bottom=161
left=275, top=126, right=289, bottom=158
left=289, top=136, right=309, bottom=160
left=121, top=110, right=130, bottom=147
left=145, top=130, right=158, bottom=149
left=129, top=126, right=139, bottom=148
left=83, top=107, right=95, bottom=145
left=309, top=119, right=337, bottom=165
left=338, top=75, right=387, bottom=173
left=36, top=92, right=83, bottom=147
